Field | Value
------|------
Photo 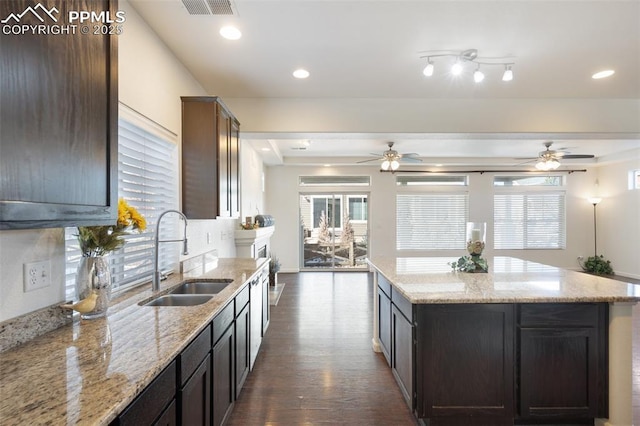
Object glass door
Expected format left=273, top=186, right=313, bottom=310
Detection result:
left=299, top=193, right=369, bottom=270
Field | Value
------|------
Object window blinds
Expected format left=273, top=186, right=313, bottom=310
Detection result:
left=396, top=193, right=468, bottom=250
left=65, top=115, right=178, bottom=300
left=494, top=192, right=566, bottom=249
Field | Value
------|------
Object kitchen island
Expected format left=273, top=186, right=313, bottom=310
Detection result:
left=368, top=256, right=639, bottom=426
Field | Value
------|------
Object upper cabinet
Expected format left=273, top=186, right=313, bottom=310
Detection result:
left=181, top=97, right=240, bottom=219
left=0, top=0, right=118, bottom=230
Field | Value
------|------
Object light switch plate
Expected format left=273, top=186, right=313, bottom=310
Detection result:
left=23, top=260, right=50, bottom=292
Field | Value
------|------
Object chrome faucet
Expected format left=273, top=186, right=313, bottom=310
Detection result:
left=153, top=209, right=189, bottom=291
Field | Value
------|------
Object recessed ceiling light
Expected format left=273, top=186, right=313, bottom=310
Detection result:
left=293, top=69, right=310, bottom=79
left=592, top=70, right=615, bottom=79
left=261, top=147, right=271, bottom=152
left=219, top=26, right=241, bottom=40
left=324, top=164, right=331, bottom=167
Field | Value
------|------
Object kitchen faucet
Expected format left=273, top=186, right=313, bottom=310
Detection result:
left=153, top=209, right=189, bottom=291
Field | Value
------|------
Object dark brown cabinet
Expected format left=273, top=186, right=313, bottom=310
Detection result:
left=517, top=303, right=607, bottom=420
left=0, top=0, right=118, bottom=229
left=178, top=326, right=212, bottom=425
left=181, top=97, right=240, bottom=219
left=391, top=288, right=414, bottom=409
left=377, top=275, right=392, bottom=366
left=235, top=286, right=250, bottom=397
left=212, top=323, right=235, bottom=426
left=116, top=361, right=177, bottom=426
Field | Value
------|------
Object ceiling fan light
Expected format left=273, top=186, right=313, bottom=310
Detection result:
left=381, top=160, right=390, bottom=171
left=502, top=66, right=513, bottom=82
left=451, top=61, right=463, bottom=76
left=390, top=160, right=400, bottom=171
left=473, top=69, right=485, bottom=83
left=423, top=60, right=434, bottom=77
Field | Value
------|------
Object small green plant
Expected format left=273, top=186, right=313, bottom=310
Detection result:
left=581, top=255, right=613, bottom=276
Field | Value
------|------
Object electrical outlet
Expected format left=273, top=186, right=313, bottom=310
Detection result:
left=23, top=260, right=50, bottom=292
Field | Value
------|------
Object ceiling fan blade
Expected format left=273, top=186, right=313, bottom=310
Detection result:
left=357, top=158, right=383, bottom=164
left=400, top=157, right=423, bottom=163
left=558, top=154, right=595, bottom=159
left=514, top=157, right=538, bottom=160
left=401, top=153, right=420, bottom=157
left=515, top=159, right=537, bottom=166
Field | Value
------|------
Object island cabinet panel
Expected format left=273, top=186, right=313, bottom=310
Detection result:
left=0, top=0, right=118, bottom=229
left=517, top=303, right=608, bottom=420
left=416, top=304, right=515, bottom=425
left=181, top=96, right=240, bottom=219
left=377, top=275, right=392, bottom=365
left=392, top=304, right=414, bottom=408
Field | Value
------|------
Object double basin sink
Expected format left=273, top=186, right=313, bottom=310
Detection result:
left=142, top=279, right=233, bottom=307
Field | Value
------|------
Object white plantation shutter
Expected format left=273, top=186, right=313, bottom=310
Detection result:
left=396, top=193, right=468, bottom=250
left=494, top=192, right=566, bottom=249
left=65, top=109, right=178, bottom=300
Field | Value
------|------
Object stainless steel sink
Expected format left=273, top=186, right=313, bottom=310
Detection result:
left=169, top=280, right=233, bottom=295
left=142, top=294, right=213, bottom=307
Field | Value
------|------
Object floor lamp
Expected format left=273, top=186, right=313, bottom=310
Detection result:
left=588, top=197, right=602, bottom=256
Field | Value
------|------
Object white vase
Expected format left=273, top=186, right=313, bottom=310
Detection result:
left=75, top=256, right=112, bottom=319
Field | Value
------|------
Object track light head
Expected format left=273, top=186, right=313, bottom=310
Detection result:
left=423, top=60, right=434, bottom=77
left=502, top=65, right=513, bottom=82
left=451, top=60, right=463, bottom=76
left=473, top=67, right=485, bottom=83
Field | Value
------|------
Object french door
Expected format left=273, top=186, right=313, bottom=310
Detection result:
left=299, top=193, right=369, bottom=270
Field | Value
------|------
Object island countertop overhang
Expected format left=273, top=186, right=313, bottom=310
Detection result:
left=367, top=256, right=640, bottom=305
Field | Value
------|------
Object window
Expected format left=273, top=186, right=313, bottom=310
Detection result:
left=348, top=195, right=368, bottom=221
left=396, top=175, right=468, bottom=186
left=396, top=193, right=468, bottom=250
left=299, top=175, right=370, bottom=186
left=312, top=196, right=341, bottom=228
left=494, top=192, right=566, bottom=249
left=494, top=175, right=563, bottom=187
left=65, top=107, right=179, bottom=299
left=630, top=169, right=640, bottom=190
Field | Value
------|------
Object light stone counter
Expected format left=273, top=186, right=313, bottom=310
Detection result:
left=0, top=257, right=268, bottom=426
left=367, top=256, right=640, bottom=304
left=367, top=256, right=640, bottom=426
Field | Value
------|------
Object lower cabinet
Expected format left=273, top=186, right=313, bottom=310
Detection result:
left=116, top=279, right=269, bottom=426
left=116, top=360, right=177, bottom=425
left=261, top=268, right=270, bottom=335
left=391, top=299, right=413, bottom=408
left=212, top=301, right=236, bottom=426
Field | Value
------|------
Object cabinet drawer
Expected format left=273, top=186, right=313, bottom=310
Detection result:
left=520, top=303, right=599, bottom=327
left=213, top=301, right=234, bottom=345
left=179, top=325, right=212, bottom=387
left=392, top=287, right=412, bottom=322
left=378, top=273, right=392, bottom=298
left=235, top=284, right=250, bottom=314
left=119, top=360, right=176, bottom=426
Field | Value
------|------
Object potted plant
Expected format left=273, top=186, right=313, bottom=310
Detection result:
left=269, top=255, right=281, bottom=287
left=580, top=255, right=614, bottom=276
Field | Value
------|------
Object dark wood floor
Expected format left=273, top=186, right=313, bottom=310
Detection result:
left=227, top=272, right=418, bottom=425
left=228, top=272, right=640, bottom=425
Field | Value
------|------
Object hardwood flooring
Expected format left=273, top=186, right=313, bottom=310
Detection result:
left=228, top=272, right=640, bottom=425
left=227, top=272, right=417, bottom=425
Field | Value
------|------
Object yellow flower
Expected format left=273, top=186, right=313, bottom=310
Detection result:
left=129, top=208, right=147, bottom=231
left=117, top=199, right=131, bottom=227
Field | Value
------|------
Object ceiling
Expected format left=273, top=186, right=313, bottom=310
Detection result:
left=128, top=0, right=640, bottom=167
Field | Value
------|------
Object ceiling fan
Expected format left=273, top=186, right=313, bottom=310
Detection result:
left=358, top=142, right=423, bottom=171
left=518, top=141, right=595, bottom=170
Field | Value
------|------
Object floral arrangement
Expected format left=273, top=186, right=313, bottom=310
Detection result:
left=77, top=199, right=146, bottom=256
left=450, top=255, right=489, bottom=273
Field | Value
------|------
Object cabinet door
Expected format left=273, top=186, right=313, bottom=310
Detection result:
left=212, top=325, right=235, bottom=426
left=417, top=304, right=514, bottom=422
left=392, top=304, right=414, bottom=409
left=262, top=272, right=270, bottom=335
left=154, top=400, right=177, bottom=426
left=235, top=302, right=250, bottom=397
left=217, top=107, right=230, bottom=217
left=0, top=0, right=117, bottom=229
left=179, top=354, right=211, bottom=425
left=519, top=327, right=598, bottom=418
left=181, top=98, right=219, bottom=219
left=378, top=286, right=391, bottom=366
left=229, top=119, right=240, bottom=218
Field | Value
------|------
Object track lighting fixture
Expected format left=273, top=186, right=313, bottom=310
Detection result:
left=419, top=49, right=515, bottom=83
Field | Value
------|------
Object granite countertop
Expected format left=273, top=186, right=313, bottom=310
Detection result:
left=368, top=256, right=640, bottom=304
left=0, top=257, right=268, bottom=426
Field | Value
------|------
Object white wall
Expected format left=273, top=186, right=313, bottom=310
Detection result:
left=266, top=164, right=603, bottom=273
left=595, top=150, right=640, bottom=279
left=240, top=143, right=266, bottom=220
left=0, top=0, right=211, bottom=322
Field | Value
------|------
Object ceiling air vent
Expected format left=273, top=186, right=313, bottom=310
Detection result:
left=181, top=0, right=236, bottom=15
